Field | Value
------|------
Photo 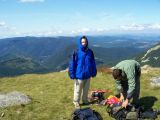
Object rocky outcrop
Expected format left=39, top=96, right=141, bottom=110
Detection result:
left=0, top=91, right=31, bottom=108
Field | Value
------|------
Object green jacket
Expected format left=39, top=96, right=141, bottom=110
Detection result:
left=114, top=60, right=140, bottom=99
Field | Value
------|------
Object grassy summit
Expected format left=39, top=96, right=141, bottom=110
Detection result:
left=0, top=68, right=160, bottom=120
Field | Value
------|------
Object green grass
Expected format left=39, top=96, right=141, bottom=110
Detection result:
left=0, top=70, right=160, bottom=120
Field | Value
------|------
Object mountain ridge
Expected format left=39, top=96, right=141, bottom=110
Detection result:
left=0, top=36, right=159, bottom=76
left=136, top=42, right=160, bottom=67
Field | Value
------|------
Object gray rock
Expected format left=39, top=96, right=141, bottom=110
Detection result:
left=0, top=91, right=31, bottom=108
left=150, top=77, right=160, bottom=87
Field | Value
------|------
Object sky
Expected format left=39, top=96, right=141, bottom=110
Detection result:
left=0, top=0, right=160, bottom=38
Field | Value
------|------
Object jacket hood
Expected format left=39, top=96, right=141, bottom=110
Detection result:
left=78, top=36, right=88, bottom=51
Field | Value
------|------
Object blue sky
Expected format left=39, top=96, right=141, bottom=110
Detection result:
left=0, top=0, right=160, bottom=38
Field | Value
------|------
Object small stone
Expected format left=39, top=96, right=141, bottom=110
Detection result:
left=150, top=77, right=160, bottom=87
left=1, top=112, right=5, bottom=117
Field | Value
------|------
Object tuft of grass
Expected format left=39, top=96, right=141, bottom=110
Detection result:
left=0, top=70, right=160, bottom=120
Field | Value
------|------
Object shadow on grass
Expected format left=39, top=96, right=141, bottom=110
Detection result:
left=139, top=96, right=158, bottom=110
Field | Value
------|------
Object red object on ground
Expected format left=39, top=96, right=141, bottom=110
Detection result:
left=106, top=96, right=120, bottom=104
left=100, top=96, right=121, bottom=105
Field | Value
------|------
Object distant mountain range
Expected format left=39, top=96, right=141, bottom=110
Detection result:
left=136, top=43, right=160, bottom=67
left=0, top=54, right=46, bottom=76
left=0, top=36, right=159, bottom=76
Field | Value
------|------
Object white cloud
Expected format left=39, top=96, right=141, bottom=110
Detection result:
left=0, top=21, right=22, bottom=38
left=69, top=28, right=91, bottom=35
left=0, top=21, right=17, bottom=31
left=78, top=28, right=90, bottom=33
left=120, top=24, right=145, bottom=31
left=120, top=23, right=160, bottom=31
left=0, top=21, right=6, bottom=27
left=2, top=20, right=160, bottom=38
left=96, top=28, right=108, bottom=32
left=96, top=28, right=105, bottom=32
left=19, top=0, right=44, bottom=3
left=19, top=30, right=64, bottom=37
left=68, top=27, right=111, bottom=35
left=148, top=24, right=160, bottom=30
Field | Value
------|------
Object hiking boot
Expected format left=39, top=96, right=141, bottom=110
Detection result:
left=81, top=101, right=90, bottom=105
left=73, top=102, right=80, bottom=109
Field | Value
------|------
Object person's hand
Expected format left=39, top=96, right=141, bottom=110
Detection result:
left=122, top=99, right=128, bottom=108
left=119, top=93, right=124, bottom=102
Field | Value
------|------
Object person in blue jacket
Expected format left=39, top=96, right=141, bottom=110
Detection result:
left=69, top=36, right=97, bottom=108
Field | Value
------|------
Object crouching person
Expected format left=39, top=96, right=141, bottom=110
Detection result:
left=112, top=60, right=141, bottom=108
left=68, top=36, right=97, bottom=108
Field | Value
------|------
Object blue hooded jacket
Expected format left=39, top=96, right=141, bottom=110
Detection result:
left=69, top=37, right=97, bottom=80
